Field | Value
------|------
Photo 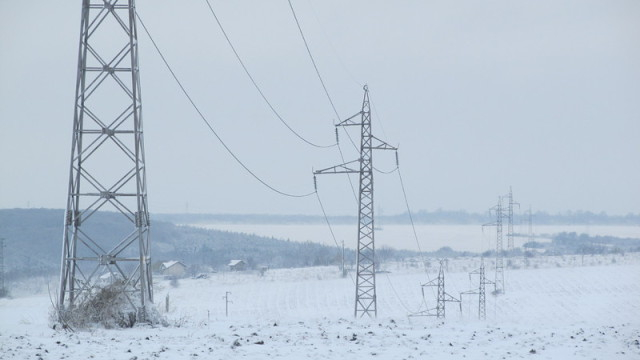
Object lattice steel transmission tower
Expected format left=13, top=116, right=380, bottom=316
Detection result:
left=0, top=238, right=5, bottom=295
left=58, top=0, right=152, bottom=320
left=484, top=197, right=506, bottom=294
left=506, top=187, right=519, bottom=253
left=415, top=259, right=460, bottom=319
left=462, top=258, right=493, bottom=320
left=527, top=205, right=534, bottom=244
left=314, top=85, right=396, bottom=318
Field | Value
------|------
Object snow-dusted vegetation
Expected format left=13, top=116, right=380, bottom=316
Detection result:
left=1, top=254, right=639, bottom=359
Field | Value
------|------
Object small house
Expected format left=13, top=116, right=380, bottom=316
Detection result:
left=228, top=259, right=246, bottom=271
left=161, top=261, right=187, bottom=278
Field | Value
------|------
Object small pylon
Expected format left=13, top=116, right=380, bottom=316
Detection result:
left=527, top=205, right=534, bottom=244
left=506, top=187, right=520, bottom=253
left=461, top=258, right=494, bottom=320
left=483, top=197, right=507, bottom=294
left=410, top=259, right=460, bottom=319
left=0, top=238, right=5, bottom=295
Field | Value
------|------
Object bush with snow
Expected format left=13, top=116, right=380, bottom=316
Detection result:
left=53, top=280, right=164, bottom=329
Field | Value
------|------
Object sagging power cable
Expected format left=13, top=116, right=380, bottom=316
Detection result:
left=203, top=0, right=336, bottom=149
left=314, top=178, right=356, bottom=285
left=395, top=153, right=437, bottom=302
left=287, top=0, right=341, bottom=123
left=287, top=0, right=361, bottom=203
left=136, top=12, right=314, bottom=199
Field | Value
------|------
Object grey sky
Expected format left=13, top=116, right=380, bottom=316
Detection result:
left=1, top=0, right=639, bottom=216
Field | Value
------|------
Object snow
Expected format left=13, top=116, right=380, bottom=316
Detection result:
left=1, top=254, right=639, bottom=359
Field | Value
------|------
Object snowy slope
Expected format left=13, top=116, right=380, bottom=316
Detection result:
left=1, top=254, right=639, bottom=359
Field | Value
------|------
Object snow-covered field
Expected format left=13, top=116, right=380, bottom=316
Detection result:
left=1, top=254, right=639, bottom=359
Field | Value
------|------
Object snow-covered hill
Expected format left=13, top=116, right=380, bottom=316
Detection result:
left=1, top=254, right=639, bottom=359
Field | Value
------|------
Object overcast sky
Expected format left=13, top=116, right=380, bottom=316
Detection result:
left=1, top=0, right=639, bottom=216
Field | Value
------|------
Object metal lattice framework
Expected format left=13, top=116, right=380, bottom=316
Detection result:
left=506, top=187, right=519, bottom=252
left=484, top=197, right=506, bottom=294
left=314, top=85, right=396, bottom=317
left=461, top=258, right=493, bottom=320
left=527, top=205, right=534, bottom=244
left=0, top=238, right=5, bottom=294
left=58, top=0, right=152, bottom=320
left=414, top=259, right=460, bottom=319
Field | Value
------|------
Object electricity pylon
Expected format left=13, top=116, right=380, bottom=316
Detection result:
left=0, top=238, right=5, bottom=295
left=527, top=205, right=534, bottom=244
left=461, top=258, right=493, bottom=320
left=314, top=85, right=396, bottom=318
left=483, top=197, right=506, bottom=294
left=58, top=0, right=152, bottom=321
left=415, top=259, right=460, bottom=319
left=506, top=187, right=520, bottom=252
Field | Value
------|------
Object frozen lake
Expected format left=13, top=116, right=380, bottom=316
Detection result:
left=188, top=223, right=640, bottom=252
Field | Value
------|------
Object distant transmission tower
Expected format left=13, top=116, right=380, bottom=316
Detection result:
left=58, top=0, right=152, bottom=321
left=414, top=259, right=460, bottom=319
left=0, top=238, right=5, bottom=295
left=484, top=197, right=506, bottom=294
left=314, top=85, right=396, bottom=318
left=506, top=187, right=519, bottom=253
left=527, top=205, right=534, bottom=244
left=461, top=258, right=493, bottom=320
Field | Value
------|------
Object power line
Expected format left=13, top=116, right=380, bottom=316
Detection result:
left=203, top=0, right=335, bottom=149
left=373, top=165, right=398, bottom=175
left=287, top=0, right=341, bottom=123
left=368, top=91, right=390, bottom=144
left=287, top=0, right=360, bottom=202
left=395, top=156, right=437, bottom=303
left=305, top=0, right=364, bottom=88
left=136, top=12, right=315, bottom=199
left=384, top=273, right=423, bottom=314
left=397, top=160, right=425, bottom=260
left=314, top=185, right=356, bottom=286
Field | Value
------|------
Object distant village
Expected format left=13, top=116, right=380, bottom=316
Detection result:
left=155, top=259, right=269, bottom=279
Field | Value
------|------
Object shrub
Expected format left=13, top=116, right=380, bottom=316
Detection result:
left=54, top=280, right=161, bottom=329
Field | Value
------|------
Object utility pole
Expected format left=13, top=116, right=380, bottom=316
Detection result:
left=223, top=291, right=232, bottom=317
left=314, top=85, right=397, bottom=318
left=58, top=0, right=152, bottom=322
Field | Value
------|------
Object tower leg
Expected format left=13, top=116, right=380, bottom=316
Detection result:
left=58, top=0, right=152, bottom=324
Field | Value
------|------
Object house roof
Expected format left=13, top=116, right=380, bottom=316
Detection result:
left=162, top=260, right=185, bottom=269
left=228, top=260, right=244, bottom=266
